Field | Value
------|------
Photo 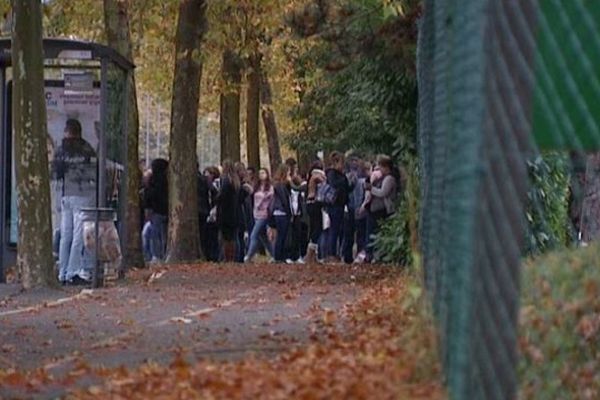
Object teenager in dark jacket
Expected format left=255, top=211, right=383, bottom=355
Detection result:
left=202, top=166, right=221, bottom=262
left=143, top=158, right=169, bottom=261
left=272, top=164, right=292, bottom=262
left=198, top=168, right=218, bottom=261
left=324, top=151, right=351, bottom=262
left=234, top=162, right=253, bottom=262
left=216, top=160, right=241, bottom=262
left=286, top=169, right=308, bottom=263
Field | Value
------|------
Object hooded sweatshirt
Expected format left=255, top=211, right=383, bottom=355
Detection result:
left=51, top=137, right=97, bottom=199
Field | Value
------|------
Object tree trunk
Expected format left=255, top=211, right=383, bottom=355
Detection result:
left=103, top=0, right=145, bottom=270
left=12, top=0, right=56, bottom=288
left=220, top=49, right=241, bottom=162
left=297, top=150, right=313, bottom=176
left=246, top=54, right=261, bottom=168
left=166, top=0, right=207, bottom=263
left=293, top=69, right=312, bottom=175
left=260, top=70, right=282, bottom=172
left=580, top=152, right=600, bottom=243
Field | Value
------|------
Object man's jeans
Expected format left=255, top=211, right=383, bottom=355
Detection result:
left=142, top=221, right=153, bottom=261
left=58, top=196, right=94, bottom=281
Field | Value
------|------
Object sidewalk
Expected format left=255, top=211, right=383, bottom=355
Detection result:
left=0, top=263, right=403, bottom=398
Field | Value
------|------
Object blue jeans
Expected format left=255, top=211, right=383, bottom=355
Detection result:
left=142, top=221, right=153, bottom=261
left=274, top=215, right=290, bottom=262
left=150, top=213, right=167, bottom=260
left=246, top=218, right=255, bottom=253
left=326, top=205, right=344, bottom=259
left=59, top=196, right=94, bottom=281
left=246, top=218, right=273, bottom=260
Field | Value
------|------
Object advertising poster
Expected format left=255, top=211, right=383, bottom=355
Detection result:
left=9, top=82, right=101, bottom=244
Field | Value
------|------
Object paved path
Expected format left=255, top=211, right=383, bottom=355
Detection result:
left=0, top=263, right=392, bottom=398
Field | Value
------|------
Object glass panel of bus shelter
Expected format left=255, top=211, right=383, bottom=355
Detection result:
left=103, top=62, right=126, bottom=221
left=46, top=69, right=101, bottom=245
left=6, top=68, right=101, bottom=251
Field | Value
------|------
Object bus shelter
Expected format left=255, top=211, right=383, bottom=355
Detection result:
left=0, top=38, right=134, bottom=285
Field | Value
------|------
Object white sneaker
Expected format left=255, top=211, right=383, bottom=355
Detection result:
left=77, top=269, right=92, bottom=281
left=243, top=255, right=251, bottom=263
left=296, top=258, right=305, bottom=264
left=285, top=259, right=294, bottom=264
left=354, top=251, right=367, bottom=264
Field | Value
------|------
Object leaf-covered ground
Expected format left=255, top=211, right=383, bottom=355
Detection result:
left=0, top=263, right=444, bottom=399
left=520, top=244, right=600, bottom=399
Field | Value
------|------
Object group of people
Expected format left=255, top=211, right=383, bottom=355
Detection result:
left=141, top=151, right=402, bottom=265
left=50, top=118, right=401, bottom=287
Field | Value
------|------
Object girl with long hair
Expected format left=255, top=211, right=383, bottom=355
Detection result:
left=216, top=159, right=241, bottom=262
left=234, top=162, right=252, bottom=262
left=364, top=155, right=398, bottom=262
left=271, top=164, right=292, bottom=262
left=143, top=158, right=169, bottom=261
left=244, top=168, right=275, bottom=262
left=305, top=160, right=326, bottom=263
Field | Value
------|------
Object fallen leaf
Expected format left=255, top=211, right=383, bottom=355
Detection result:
left=323, top=309, right=337, bottom=326
left=1, top=344, right=15, bottom=353
left=577, top=314, right=600, bottom=340
left=148, top=271, right=166, bottom=284
left=171, top=317, right=193, bottom=324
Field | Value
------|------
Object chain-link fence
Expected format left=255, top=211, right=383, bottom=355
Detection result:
left=418, top=0, right=600, bottom=398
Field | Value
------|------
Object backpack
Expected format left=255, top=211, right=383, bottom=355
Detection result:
left=316, top=182, right=337, bottom=205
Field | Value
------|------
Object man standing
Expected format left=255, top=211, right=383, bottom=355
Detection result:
left=52, top=119, right=97, bottom=285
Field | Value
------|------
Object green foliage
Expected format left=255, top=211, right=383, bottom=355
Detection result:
left=285, top=0, right=420, bottom=268
left=525, top=152, right=571, bottom=254
left=520, top=244, right=600, bottom=399
left=372, top=145, right=419, bottom=267
left=286, top=0, right=419, bottom=159
left=288, top=54, right=417, bottom=159
left=373, top=195, right=413, bottom=266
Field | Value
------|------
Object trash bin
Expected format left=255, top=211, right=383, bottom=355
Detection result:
left=80, top=208, right=122, bottom=287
